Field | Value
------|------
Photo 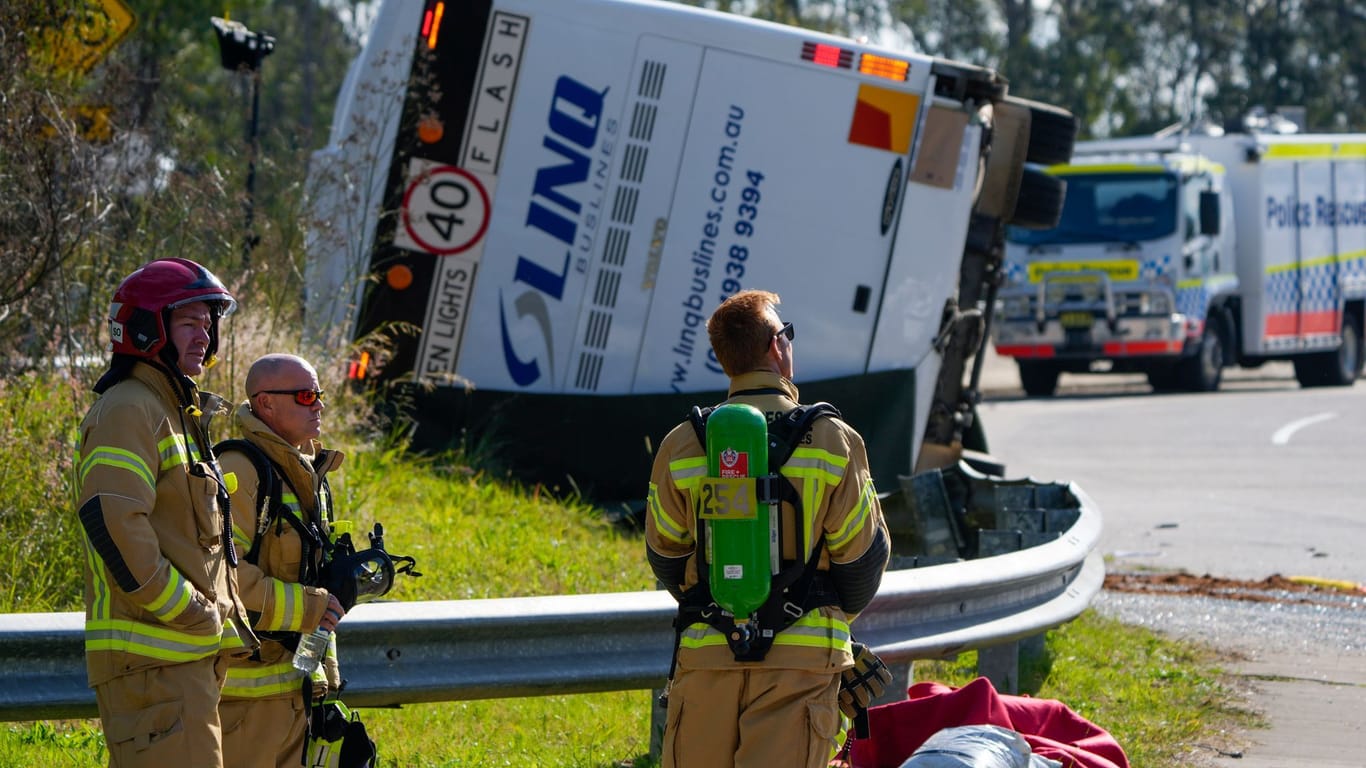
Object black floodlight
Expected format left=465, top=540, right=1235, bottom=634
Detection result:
left=211, top=16, right=275, bottom=73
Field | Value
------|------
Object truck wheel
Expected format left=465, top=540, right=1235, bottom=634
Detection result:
left=1017, top=360, right=1060, bottom=397
left=1005, top=96, right=1079, bottom=166
left=1179, top=318, right=1225, bottom=391
left=1010, top=169, right=1066, bottom=230
left=1146, top=365, right=1183, bottom=392
left=1294, top=309, right=1363, bottom=387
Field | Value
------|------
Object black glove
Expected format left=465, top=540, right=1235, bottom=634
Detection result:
left=839, top=642, right=892, bottom=731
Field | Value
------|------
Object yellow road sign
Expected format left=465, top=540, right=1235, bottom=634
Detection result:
left=47, top=0, right=136, bottom=76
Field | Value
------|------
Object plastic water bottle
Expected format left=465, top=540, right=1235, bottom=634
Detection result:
left=292, top=627, right=330, bottom=674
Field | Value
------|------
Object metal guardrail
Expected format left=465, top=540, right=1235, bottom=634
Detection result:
left=0, top=484, right=1102, bottom=722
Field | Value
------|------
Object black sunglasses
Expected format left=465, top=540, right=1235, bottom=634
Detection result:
left=252, top=388, right=325, bottom=406
left=773, top=321, right=794, bottom=341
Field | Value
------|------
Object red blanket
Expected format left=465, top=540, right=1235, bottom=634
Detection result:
left=849, top=677, right=1130, bottom=768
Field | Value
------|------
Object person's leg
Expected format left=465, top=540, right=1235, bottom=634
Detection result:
left=96, top=657, right=224, bottom=768
left=221, top=695, right=307, bottom=768
left=734, top=669, right=841, bottom=768
left=662, top=666, right=744, bottom=768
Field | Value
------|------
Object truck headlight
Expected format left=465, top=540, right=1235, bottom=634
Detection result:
left=1002, top=296, right=1031, bottom=318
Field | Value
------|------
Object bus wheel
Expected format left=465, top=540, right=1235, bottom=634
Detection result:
left=1005, top=96, right=1078, bottom=167
left=1010, top=169, right=1066, bottom=230
left=1294, top=310, right=1363, bottom=387
left=1017, top=360, right=1060, bottom=397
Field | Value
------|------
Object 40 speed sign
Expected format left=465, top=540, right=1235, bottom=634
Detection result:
left=395, top=158, right=491, bottom=256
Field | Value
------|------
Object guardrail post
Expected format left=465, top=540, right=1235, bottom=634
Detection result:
left=649, top=687, right=667, bottom=758
left=976, top=640, right=1021, bottom=694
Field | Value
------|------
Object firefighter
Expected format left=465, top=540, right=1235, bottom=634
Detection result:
left=76, top=258, right=258, bottom=768
left=647, top=289, right=891, bottom=768
left=217, top=353, right=346, bottom=768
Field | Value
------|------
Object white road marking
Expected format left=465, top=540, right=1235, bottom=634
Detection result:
left=1271, top=412, right=1336, bottom=445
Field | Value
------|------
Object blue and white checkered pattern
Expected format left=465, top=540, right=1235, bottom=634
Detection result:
left=1140, top=254, right=1173, bottom=280
left=1265, top=261, right=1341, bottom=315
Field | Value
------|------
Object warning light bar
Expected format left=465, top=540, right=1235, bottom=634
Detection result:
left=422, top=2, right=445, bottom=49
left=801, top=41, right=853, bottom=69
left=859, top=53, right=910, bottom=81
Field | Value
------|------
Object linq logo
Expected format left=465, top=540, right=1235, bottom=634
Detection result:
left=719, top=448, right=748, bottom=478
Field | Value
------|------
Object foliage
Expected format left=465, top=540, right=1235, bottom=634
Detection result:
left=0, top=373, right=87, bottom=612
left=682, top=0, right=1365, bottom=136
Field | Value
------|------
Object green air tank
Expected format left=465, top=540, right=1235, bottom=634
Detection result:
left=700, top=403, right=774, bottom=619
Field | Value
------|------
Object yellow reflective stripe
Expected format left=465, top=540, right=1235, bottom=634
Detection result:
left=828, top=479, right=876, bottom=552
left=222, top=661, right=304, bottom=698
left=83, top=538, right=111, bottom=620
left=648, top=482, right=689, bottom=545
left=785, top=447, right=847, bottom=486
left=158, top=434, right=189, bottom=470
left=80, top=446, right=154, bottom=490
left=260, top=580, right=308, bottom=633
left=231, top=520, right=252, bottom=552
left=220, top=618, right=247, bottom=650
left=85, top=619, right=224, bottom=662
left=669, top=456, right=707, bottom=491
left=1049, top=163, right=1168, bottom=175
left=1263, top=141, right=1366, bottom=160
left=142, top=567, right=194, bottom=623
left=679, top=612, right=851, bottom=652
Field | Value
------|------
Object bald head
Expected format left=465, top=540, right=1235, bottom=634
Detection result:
left=246, top=354, right=324, bottom=448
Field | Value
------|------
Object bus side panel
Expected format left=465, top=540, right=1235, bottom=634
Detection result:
left=867, top=111, right=980, bottom=373
left=635, top=49, right=914, bottom=391
left=558, top=37, right=705, bottom=395
left=455, top=17, right=637, bottom=394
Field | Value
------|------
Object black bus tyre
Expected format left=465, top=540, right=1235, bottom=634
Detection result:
left=1005, top=96, right=1079, bottom=166
left=1010, top=169, right=1066, bottom=230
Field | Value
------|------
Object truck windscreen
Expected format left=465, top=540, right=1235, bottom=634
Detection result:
left=1007, top=172, right=1178, bottom=245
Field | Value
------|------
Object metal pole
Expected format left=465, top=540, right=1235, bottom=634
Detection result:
left=243, top=65, right=262, bottom=265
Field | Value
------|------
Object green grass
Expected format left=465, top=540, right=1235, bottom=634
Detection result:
left=0, top=371, right=1255, bottom=767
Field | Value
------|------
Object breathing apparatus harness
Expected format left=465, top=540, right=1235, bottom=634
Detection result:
left=663, top=398, right=842, bottom=688
left=214, top=439, right=421, bottom=648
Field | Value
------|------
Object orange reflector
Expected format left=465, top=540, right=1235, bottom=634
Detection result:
left=801, top=41, right=853, bottom=69
left=417, top=115, right=444, bottom=144
left=859, top=53, right=910, bottom=81
left=386, top=264, right=414, bottom=290
left=348, top=351, right=371, bottom=380
left=426, top=2, right=444, bottom=48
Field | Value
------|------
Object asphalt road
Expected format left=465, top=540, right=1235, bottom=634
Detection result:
left=971, top=348, right=1366, bottom=766
left=975, top=350, right=1364, bottom=585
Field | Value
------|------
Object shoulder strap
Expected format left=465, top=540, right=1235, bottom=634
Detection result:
left=214, top=438, right=283, bottom=565
left=764, top=402, right=841, bottom=471
left=687, top=405, right=714, bottom=449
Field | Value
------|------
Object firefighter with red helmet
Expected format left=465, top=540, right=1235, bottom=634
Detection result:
left=76, top=258, right=258, bottom=768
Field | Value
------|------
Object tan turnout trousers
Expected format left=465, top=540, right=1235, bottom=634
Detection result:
left=661, top=663, right=842, bottom=768
left=94, top=656, right=228, bottom=768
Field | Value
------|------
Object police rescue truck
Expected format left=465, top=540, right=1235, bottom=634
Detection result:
left=304, top=0, right=1075, bottom=500
left=993, top=128, right=1366, bottom=396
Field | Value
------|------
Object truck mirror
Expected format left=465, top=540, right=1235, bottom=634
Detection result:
left=1199, top=191, right=1220, bottom=235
